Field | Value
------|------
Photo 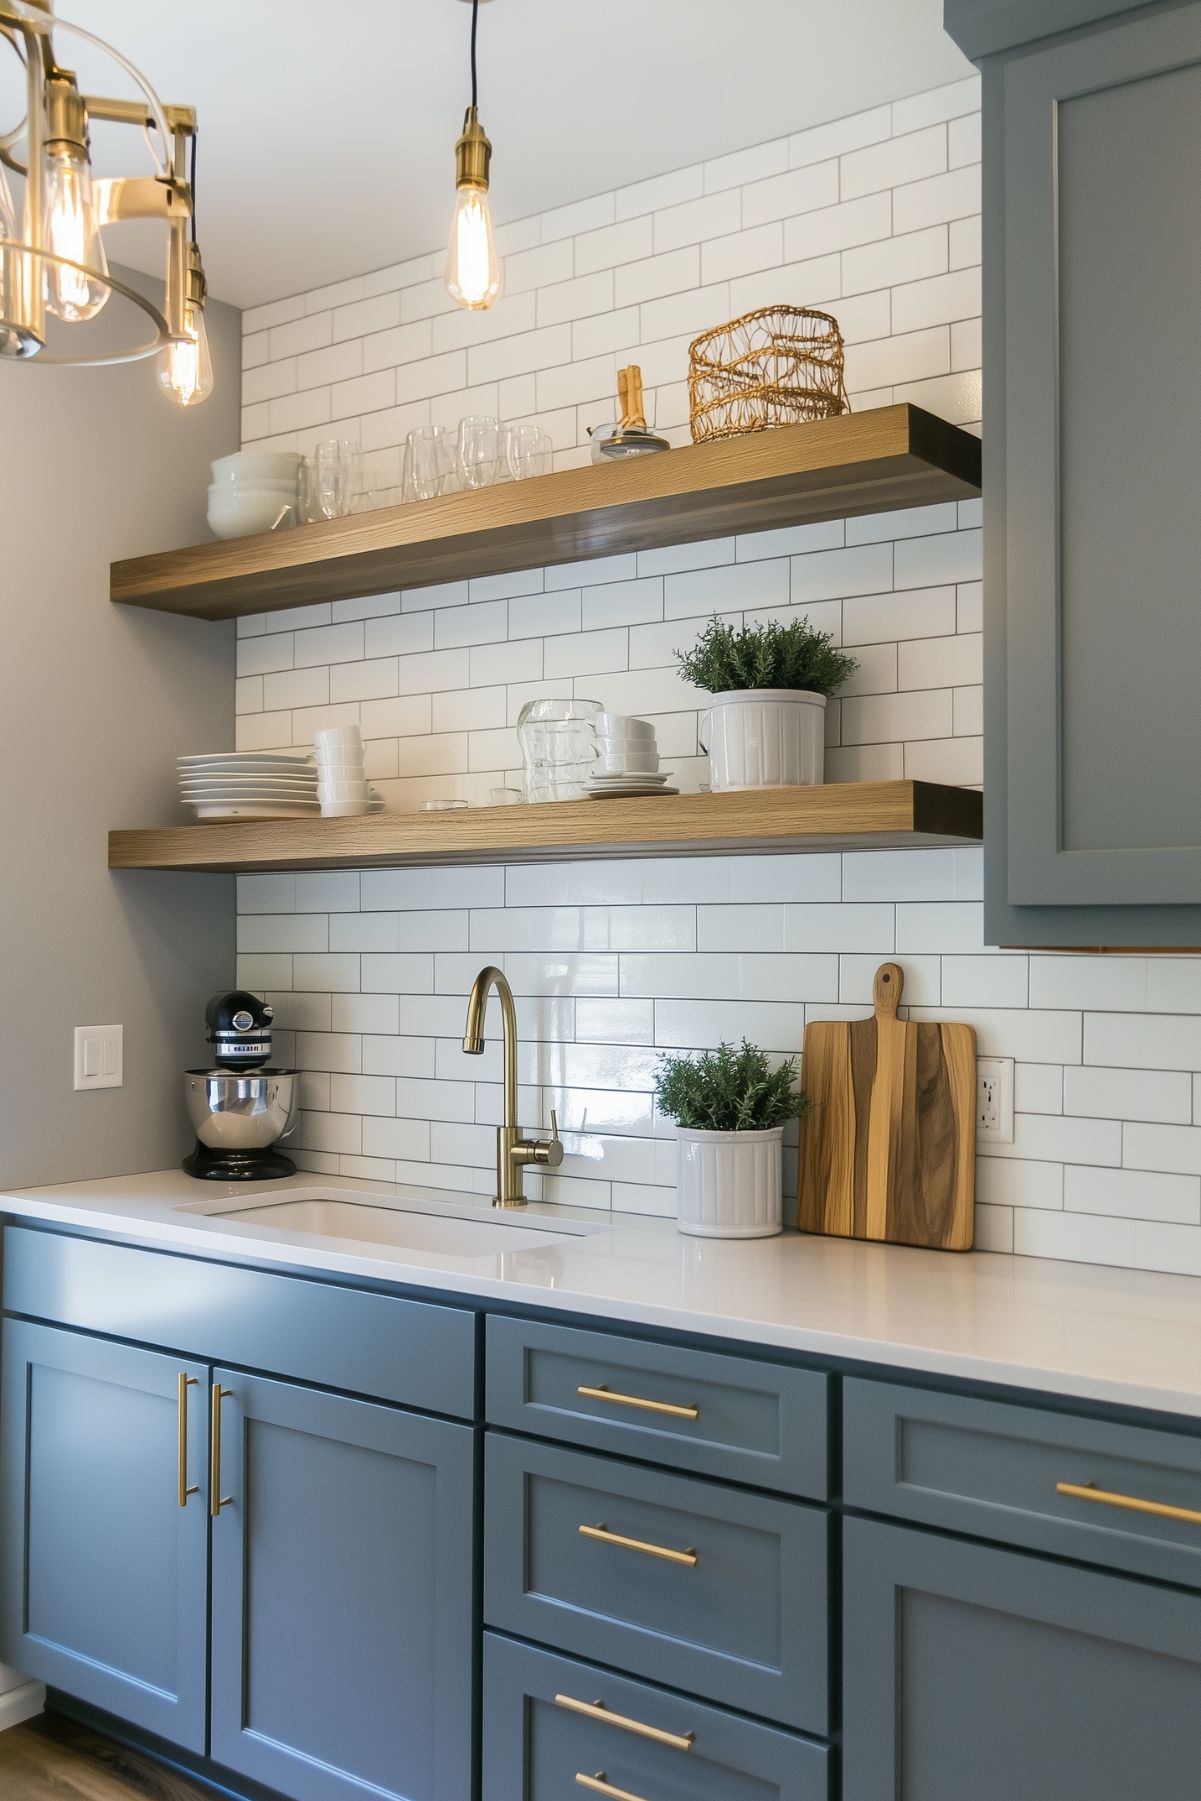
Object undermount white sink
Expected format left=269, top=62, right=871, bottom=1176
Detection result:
left=175, top=1186, right=595, bottom=1260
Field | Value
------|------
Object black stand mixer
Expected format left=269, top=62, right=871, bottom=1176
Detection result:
left=183, top=990, right=299, bottom=1180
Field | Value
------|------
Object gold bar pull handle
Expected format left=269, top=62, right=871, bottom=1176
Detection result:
left=177, top=1373, right=199, bottom=1508
left=1056, top=1480, right=1201, bottom=1527
left=578, top=1522, right=698, bottom=1567
left=577, top=1384, right=699, bottom=1421
left=210, top=1385, right=233, bottom=1517
left=553, top=1693, right=694, bottom=1753
left=576, top=1775, right=651, bottom=1801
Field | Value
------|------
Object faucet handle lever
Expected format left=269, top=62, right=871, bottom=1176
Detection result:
left=530, top=1108, right=564, bottom=1170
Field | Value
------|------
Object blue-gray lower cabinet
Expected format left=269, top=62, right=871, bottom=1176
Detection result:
left=842, top=1516, right=1201, bottom=1801
left=209, top=1370, right=476, bottom=1801
left=482, top=1632, right=831, bottom=1801
left=0, top=1318, right=209, bottom=1751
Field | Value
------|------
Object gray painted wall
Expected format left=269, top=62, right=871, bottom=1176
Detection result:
left=0, top=272, right=241, bottom=1187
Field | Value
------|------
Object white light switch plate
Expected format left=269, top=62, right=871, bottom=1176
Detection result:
left=74, top=1025, right=123, bottom=1091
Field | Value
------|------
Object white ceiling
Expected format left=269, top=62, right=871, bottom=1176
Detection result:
left=35, top=0, right=971, bottom=309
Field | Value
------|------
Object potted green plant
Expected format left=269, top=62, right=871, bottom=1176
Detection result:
left=654, top=1040, right=810, bottom=1238
left=676, top=615, right=858, bottom=790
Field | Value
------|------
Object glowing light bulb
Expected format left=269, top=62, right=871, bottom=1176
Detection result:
left=42, top=145, right=109, bottom=322
left=157, top=300, right=213, bottom=407
left=444, top=182, right=501, bottom=311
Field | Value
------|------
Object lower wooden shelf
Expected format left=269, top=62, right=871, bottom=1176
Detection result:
left=108, top=781, right=983, bottom=874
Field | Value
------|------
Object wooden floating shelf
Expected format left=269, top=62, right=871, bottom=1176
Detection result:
left=111, top=406, right=981, bottom=622
left=108, top=782, right=983, bottom=875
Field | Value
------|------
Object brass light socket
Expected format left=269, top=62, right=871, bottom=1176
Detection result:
left=453, top=104, right=491, bottom=192
left=186, top=240, right=208, bottom=311
left=45, top=71, right=89, bottom=155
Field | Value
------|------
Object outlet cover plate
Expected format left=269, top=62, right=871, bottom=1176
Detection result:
left=74, top=1025, right=123, bottom=1091
left=977, top=1054, right=1014, bottom=1143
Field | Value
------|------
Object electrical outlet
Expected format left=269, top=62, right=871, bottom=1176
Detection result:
left=74, top=1025, right=123, bottom=1091
left=977, top=1055, right=1014, bottom=1143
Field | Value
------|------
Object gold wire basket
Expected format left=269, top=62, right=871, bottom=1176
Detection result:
left=687, top=305, right=850, bottom=444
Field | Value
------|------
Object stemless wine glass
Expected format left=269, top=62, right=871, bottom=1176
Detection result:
left=457, top=414, right=501, bottom=490
left=405, top=425, right=451, bottom=502
left=307, top=438, right=360, bottom=520
left=505, top=423, right=554, bottom=481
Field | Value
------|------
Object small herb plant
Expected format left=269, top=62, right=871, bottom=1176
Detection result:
left=654, top=1039, right=810, bottom=1134
left=676, top=614, right=858, bottom=696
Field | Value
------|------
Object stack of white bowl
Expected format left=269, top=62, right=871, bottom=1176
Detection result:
left=587, top=714, right=678, bottom=798
left=208, top=450, right=303, bottom=540
left=315, top=725, right=370, bottom=817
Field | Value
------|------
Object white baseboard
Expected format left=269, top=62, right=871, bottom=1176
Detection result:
left=0, top=1678, right=45, bottom=1731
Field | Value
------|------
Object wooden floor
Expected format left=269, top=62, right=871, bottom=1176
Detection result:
left=0, top=1714, right=216, bottom=1801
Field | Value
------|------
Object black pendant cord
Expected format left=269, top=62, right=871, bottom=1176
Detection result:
left=470, top=0, right=479, bottom=109
left=189, top=131, right=198, bottom=241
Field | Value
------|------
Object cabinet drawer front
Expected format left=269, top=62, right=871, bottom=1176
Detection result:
left=845, top=1378, right=1201, bottom=1587
left=482, top=1633, right=830, bottom=1801
left=2, top=1226, right=476, bottom=1419
left=484, top=1434, right=828, bottom=1734
left=486, top=1315, right=827, bottom=1497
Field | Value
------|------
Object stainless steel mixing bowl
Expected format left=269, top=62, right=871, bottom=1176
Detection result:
left=185, top=1070, right=299, bottom=1150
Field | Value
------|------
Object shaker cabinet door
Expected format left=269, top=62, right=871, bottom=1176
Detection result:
left=982, top=3, right=1201, bottom=941
left=0, top=1319, right=209, bottom=1750
left=209, top=1370, right=475, bottom=1801
left=843, top=1517, right=1201, bottom=1801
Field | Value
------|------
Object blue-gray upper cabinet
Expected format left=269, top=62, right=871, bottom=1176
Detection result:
left=209, top=1371, right=476, bottom=1801
left=945, top=0, right=1201, bottom=944
left=485, top=1314, right=828, bottom=1497
left=843, top=1516, right=1201, bottom=1800
left=0, top=1319, right=209, bottom=1752
left=483, top=1433, right=828, bottom=1735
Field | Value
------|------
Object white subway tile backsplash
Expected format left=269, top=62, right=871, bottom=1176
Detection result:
left=842, top=125, right=946, bottom=200
left=230, top=92, right=1201, bottom=1266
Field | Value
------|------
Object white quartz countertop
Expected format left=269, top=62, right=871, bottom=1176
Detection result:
left=4, top=1169, right=1201, bottom=1421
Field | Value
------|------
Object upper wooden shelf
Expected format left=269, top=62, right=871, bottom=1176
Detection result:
left=111, top=406, right=982, bottom=622
left=109, top=781, right=983, bottom=874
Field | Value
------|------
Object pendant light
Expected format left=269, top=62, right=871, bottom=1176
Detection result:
left=0, top=0, right=212, bottom=404
left=444, top=0, right=502, bottom=311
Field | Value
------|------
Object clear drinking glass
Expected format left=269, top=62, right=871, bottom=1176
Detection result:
left=505, top=423, right=554, bottom=481
left=306, top=438, right=360, bottom=520
left=405, top=425, right=451, bottom=502
left=517, top=698, right=601, bottom=802
left=457, top=414, right=501, bottom=490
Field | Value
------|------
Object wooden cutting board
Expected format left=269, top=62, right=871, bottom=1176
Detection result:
left=798, top=962, right=976, bottom=1250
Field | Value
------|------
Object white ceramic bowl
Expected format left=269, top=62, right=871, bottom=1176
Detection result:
left=207, top=490, right=296, bottom=539
left=211, top=449, right=303, bottom=483
left=314, top=725, right=364, bottom=749
left=320, top=798, right=370, bottom=817
left=594, top=748, right=660, bottom=774
left=318, top=780, right=370, bottom=801
left=316, top=755, right=367, bottom=776
left=208, top=477, right=298, bottom=498
left=595, top=713, right=655, bottom=740
left=595, top=733, right=659, bottom=752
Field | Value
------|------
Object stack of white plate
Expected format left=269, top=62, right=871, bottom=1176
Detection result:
left=178, top=750, right=320, bottom=820
left=179, top=751, right=384, bottom=820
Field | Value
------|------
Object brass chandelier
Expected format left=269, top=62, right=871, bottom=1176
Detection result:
left=0, top=0, right=212, bottom=404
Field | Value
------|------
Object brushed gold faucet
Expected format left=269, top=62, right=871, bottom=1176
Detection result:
left=462, top=965, right=563, bottom=1207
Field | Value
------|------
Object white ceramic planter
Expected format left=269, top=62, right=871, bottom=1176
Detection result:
left=675, top=1125, right=784, bottom=1238
left=700, top=689, right=826, bottom=791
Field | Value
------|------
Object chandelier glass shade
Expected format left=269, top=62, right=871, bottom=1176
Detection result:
left=0, top=0, right=212, bottom=402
